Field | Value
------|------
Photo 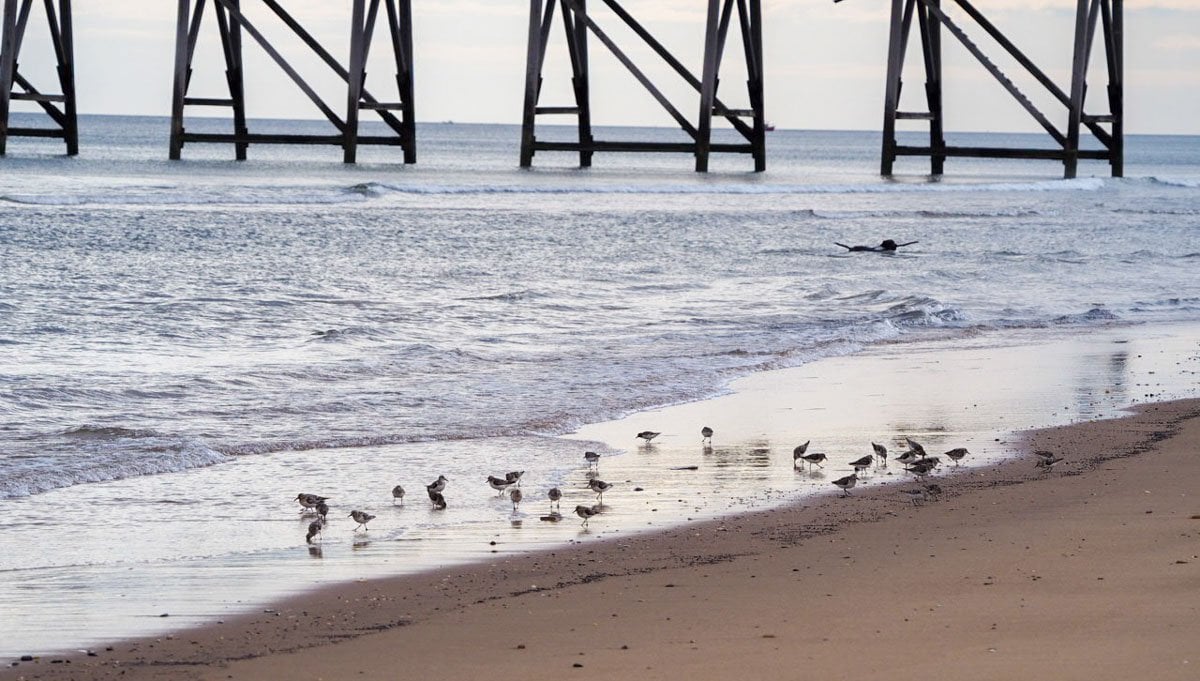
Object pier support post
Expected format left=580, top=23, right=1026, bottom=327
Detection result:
left=0, top=0, right=79, bottom=156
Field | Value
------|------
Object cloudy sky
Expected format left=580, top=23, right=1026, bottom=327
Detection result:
left=12, top=0, right=1200, bottom=134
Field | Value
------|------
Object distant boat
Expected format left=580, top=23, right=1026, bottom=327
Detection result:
left=764, top=123, right=776, bottom=132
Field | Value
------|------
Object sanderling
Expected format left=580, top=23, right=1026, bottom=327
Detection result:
left=832, top=473, right=858, bottom=497
left=636, top=431, right=660, bottom=443
left=305, top=519, right=324, bottom=544
left=509, top=488, right=523, bottom=512
left=798, top=451, right=827, bottom=470
left=548, top=487, right=562, bottom=511
left=850, top=454, right=874, bottom=474
left=944, top=448, right=969, bottom=465
left=872, top=442, right=888, bottom=465
left=487, top=475, right=513, bottom=496
left=391, top=485, right=405, bottom=505
left=701, top=426, right=714, bottom=443
left=900, top=489, right=925, bottom=506
left=506, top=470, right=525, bottom=487
left=427, top=475, right=448, bottom=494
left=295, top=493, right=329, bottom=512
left=584, top=451, right=601, bottom=469
left=575, top=504, right=600, bottom=527
left=429, top=491, right=448, bottom=510
left=349, top=510, right=376, bottom=531
left=588, top=478, right=613, bottom=504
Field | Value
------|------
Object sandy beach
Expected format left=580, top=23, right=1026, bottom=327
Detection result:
left=6, top=331, right=1199, bottom=680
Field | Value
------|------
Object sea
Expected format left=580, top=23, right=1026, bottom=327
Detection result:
left=2, top=113, right=1199, bottom=656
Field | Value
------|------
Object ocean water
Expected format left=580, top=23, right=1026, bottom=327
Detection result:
left=2, top=114, right=1199, bottom=655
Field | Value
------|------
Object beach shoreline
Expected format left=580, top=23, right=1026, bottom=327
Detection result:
left=5, top=384, right=1199, bottom=678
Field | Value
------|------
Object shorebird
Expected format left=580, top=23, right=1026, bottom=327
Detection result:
left=944, top=448, right=969, bottom=466
left=505, top=470, right=525, bottom=487
left=315, top=500, right=329, bottom=522
left=923, top=484, right=943, bottom=501
left=575, top=504, right=600, bottom=527
left=391, top=485, right=405, bottom=505
left=701, top=426, right=714, bottom=443
left=427, top=475, right=448, bottom=494
left=509, top=488, right=523, bottom=512
left=798, top=451, right=827, bottom=470
left=349, top=510, right=376, bottom=531
left=487, top=475, right=513, bottom=496
left=872, top=442, right=888, bottom=466
left=793, top=441, right=811, bottom=462
left=905, top=459, right=938, bottom=477
left=588, top=478, right=613, bottom=504
left=905, top=437, right=928, bottom=458
left=895, top=450, right=921, bottom=465
left=1035, top=454, right=1063, bottom=472
left=832, top=473, right=858, bottom=497
left=429, top=491, right=448, bottom=510
left=584, top=451, right=601, bottom=469
left=547, top=487, right=562, bottom=511
left=305, top=519, right=324, bottom=544
left=850, top=454, right=874, bottom=474
left=900, top=489, right=925, bottom=506
left=636, top=431, right=661, bottom=443
left=295, top=493, right=329, bottom=512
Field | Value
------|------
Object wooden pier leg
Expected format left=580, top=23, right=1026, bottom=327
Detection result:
left=344, top=0, right=365, bottom=163
left=168, top=0, right=192, bottom=160
left=228, top=0, right=248, bottom=160
left=880, top=0, right=906, bottom=176
left=749, top=0, right=765, bottom=172
left=0, top=0, right=18, bottom=156
left=51, top=0, right=78, bottom=155
left=397, top=0, right=415, bottom=163
left=571, top=0, right=593, bottom=167
left=1107, top=0, right=1122, bottom=177
left=919, top=0, right=944, bottom=175
left=1064, top=0, right=1090, bottom=179
left=695, top=0, right=721, bottom=172
left=519, top=0, right=544, bottom=168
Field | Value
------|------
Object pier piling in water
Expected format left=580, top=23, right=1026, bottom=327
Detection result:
left=0, top=0, right=78, bottom=156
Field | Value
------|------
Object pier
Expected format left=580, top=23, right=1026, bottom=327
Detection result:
left=0, top=1, right=1124, bottom=177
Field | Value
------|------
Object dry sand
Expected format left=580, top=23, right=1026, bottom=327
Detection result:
left=6, top=397, right=1199, bottom=681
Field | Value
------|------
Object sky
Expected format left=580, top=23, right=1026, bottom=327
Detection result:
left=9, top=0, right=1200, bottom=135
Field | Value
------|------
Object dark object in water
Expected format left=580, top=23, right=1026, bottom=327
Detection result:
left=835, top=239, right=918, bottom=252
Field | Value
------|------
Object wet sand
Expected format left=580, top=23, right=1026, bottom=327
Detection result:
left=6, top=394, right=1199, bottom=679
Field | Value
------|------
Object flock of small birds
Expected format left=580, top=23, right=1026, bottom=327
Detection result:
left=296, top=426, right=1062, bottom=544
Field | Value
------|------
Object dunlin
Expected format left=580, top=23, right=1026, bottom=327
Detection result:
left=506, top=470, right=525, bottom=487
left=793, top=441, right=811, bottom=462
left=509, top=488, right=523, bottom=512
left=584, top=451, right=601, bottom=468
left=575, top=504, right=600, bottom=527
left=905, top=437, right=927, bottom=458
left=429, top=491, right=448, bottom=510
left=295, top=493, right=329, bottom=512
left=548, top=487, right=562, bottom=511
left=701, top=426, right=714, bottom=443
left=832, top=473, right=858, bottom=497
left=315, top=500, right=329, bottom=522
left=391, top=485, right=405, bottom=505
left=850, top=454, right=874, bottom=474
left=427, top=475, right=448, bottom=494
left=588, top=478, right=613, bottom=504
left=349, top=510, right=376, bottom=531
left=636, top=431, right=660, bottom=443
left=944, top=448, right=969, bottom=465
left=905, top=459, right=938, bottom=477
left=305, top=519, right=324, bottom=544
left=799, top=451, right=827, bottom=470
left=895, top=450, right=920, bottom=465
left=487, top=475, right=513, bottom=496
left=871, top=442, right=888, bottom=465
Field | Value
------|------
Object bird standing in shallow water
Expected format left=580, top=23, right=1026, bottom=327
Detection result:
left=295, top=493, right=329, bottom=513
left=832, top=473, right=858, bottom=497
left=315, top=500, right=329, bottom=522
left=701, top=426, right=713, bottom=443
left=509, top=488, right=523, bottom=512
left=305, top=520, right=324, bottom=544
left=792, top=441, right=811, bottom=466
left=349, top=510, right=376, bottom=531
left=905, top=437, right=927, bottom=458
left=799, top=451, right=827, bottom=470
left=427, top=475, right=448, bottom=494
left=588, top=478, right=613, bottom=504
left=584, top=451, right=601, bottom=469
left=636, top=431, right=660, bottom=443
left=850, top=454, right=874, bottom=474
left=487, top=475, right=513, bottom=496
left=547, top=487, right=562, bottom=512
left=506, top=470, right=525, bottom=487
left=391, top=485, right=405, bottom=505
left=429, top=491, right=448, bottom=510
left=872, top=442, right=888, bottom=466
left=575, top=504, right=600, bottom=527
